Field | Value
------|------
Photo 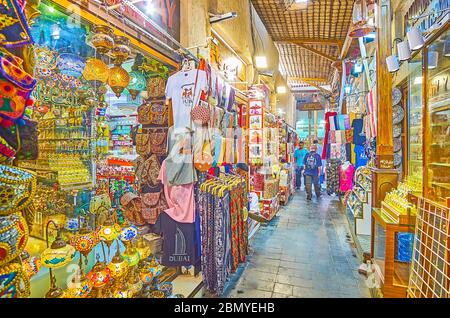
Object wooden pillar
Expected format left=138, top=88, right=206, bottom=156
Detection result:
left=372, top=0, right=398, bottom=208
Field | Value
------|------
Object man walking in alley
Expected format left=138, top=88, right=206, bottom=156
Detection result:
left=294, top=141, right=308, bottom=190
left=303, top=144, right=322, bottom=200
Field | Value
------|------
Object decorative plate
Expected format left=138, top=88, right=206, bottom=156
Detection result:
left=392, top=87, right=402, bottom=106
left=394, top=137, right=402, bottom=152
left=393, top=105, right=405, bottom=125
left=394, top=150, right=402, bottom=167
left=393, top=123, right=402, bottom=138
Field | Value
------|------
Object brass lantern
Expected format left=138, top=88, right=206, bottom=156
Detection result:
left=82, top=58, right=109, bottom=83
left=88, top=25, right=114, bottom=54
left=111, top=35, right=131, bottom=66
left=348, top=0, right=375, bottom=38
left=108, top=66, right=130, bottom=97
left=107, top=245, right=129, bottom=281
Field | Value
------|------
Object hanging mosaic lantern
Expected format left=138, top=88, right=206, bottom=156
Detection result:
left=118, top=222, right=138, bottom=243
left=107, top=245, right=129, bottom=281
left=32, top=46, right=58, bottom=71
left=70, top=228, right=99, bottom=258
left=41, top=230, right=76, bottom=269
left=111, top=35, right=131, bottom=66
left=108, top=66, right=130, bottom=98
left=349, top=0, right=375, bottom=38
left=0, top=213, right=29, bottom=266
left=57, top=53, right=86, bottom=78
left=127, top=70, right=146, bottom=100
left=88, top=25, right=114, bottom=54
left=97, top=219, right=121, bottom=249
left=82, top=58, right=109, bottom=83
left=86, top=260, right=112, bottom=289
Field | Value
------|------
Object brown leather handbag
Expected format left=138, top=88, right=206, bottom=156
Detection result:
left=141, top=154, right=161, bottom=186
left=145, top=127, right=168, bottom=156
left=141, top=192, right=169, bottom=224
left=120, top=192, right=146, bottom=226
left=147, top=76, right=166, bottom=99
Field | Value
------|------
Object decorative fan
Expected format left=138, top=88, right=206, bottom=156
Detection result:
left=393, top=105, right=405, bottom=124
left=392, top=87, right=402, bottom=105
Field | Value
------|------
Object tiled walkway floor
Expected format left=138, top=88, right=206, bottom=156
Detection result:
left=225, top=191, right=371, bottom=298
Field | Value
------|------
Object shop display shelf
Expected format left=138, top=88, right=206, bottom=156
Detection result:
left=430, top=103, right=450, bottom=113
left=431, top=182, right=450, bottom=191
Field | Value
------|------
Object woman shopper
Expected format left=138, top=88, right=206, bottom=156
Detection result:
left=303, top=144, right=322, bottom=200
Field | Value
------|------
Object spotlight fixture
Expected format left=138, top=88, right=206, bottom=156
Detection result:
left=397, top=39, right=411, bottom=61
left=209, top=12, right=238, bottom=24
left=386, top=54, right=400, bottom=73
left=407, top=27, right=425, bottom=51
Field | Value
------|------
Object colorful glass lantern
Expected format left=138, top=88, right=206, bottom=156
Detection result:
left=97, top=219, right=121, bottom=248
left=127, top=70, right=146, bottom=100
left=119, top=223, right=138, bottom=243
left=111, top=35, right=131, bottom=66
left=86, top=260, right=112, bottom=289
left=64, top=271, right=93, bottom=298
left=41, top=232, right=76, bottom=269
left=107, top=246, right=129, bottom=280
left=135, top=236, right=151, bottom=261
left=139, top=264, right=154, bottom=285
left=127, top=276, right=143, bottom=297
left=57, top=53, right=86, bottom=78
left=70, top=228, right=99, bottom=258
left=82, top=58, right=109, bottom=83
left=122, top=243, right=140, bottom=267
left=88, top=25, right=114, bottom=54
left=0, top=213, right=28, bottom=266
left=148, top=257, right=163, bottom=279
left=33, top=46, right=58, bottom=70
left=22, top=256, right=41, bottom=279
left=108, top=66, right=130, bottom=97
left=349, top=0, right=375, bottom=38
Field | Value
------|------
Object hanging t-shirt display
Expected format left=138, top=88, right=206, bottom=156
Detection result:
left=165, top=69, right=208, bottom=132
left=154, top=212, right=197, bottom=267
left=354, top=145, right=368, bottom=168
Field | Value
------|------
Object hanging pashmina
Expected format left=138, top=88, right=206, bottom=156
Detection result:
left=0, top=0, right=33, bottom=48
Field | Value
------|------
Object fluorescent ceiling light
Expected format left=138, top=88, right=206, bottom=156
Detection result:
left=255, top=56, right=268, bottom=69
left=295, top=0, right=308, bottom=3
left=277, top=86, right=287, bottom=94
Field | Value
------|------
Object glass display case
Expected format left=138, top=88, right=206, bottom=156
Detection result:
left=424, top=28, right=450, bottom=204
left=407, top=52, right=424, bottom=180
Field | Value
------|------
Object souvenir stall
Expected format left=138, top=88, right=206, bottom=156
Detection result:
left=248, top=85, right=281, bottom=221
left=0, top=0, right=201, bottom=299
left=278, top=121, right=297, bottom=205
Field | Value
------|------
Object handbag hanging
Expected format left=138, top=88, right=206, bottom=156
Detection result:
left=190, top=68, right=210, bottom=125
left=137, top=99, right=168, bottom=126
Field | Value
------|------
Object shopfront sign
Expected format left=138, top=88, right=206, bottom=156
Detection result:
left=405, top=0, right=449, bottom=34
left=105, top=0, right=180, bottom=41
left=296, top=94, right=325, bottom=111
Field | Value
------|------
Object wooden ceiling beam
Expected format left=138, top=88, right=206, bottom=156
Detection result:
left=288, top=77, right=328, bottom=83
left=275, top=38, right=345, bottom=48
left=286, top=42, right=338, bottom=62
left=299, top=79, right=332, bottom=94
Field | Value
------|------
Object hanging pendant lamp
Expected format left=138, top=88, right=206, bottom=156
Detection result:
left=348, top=0, right=375, bottom=38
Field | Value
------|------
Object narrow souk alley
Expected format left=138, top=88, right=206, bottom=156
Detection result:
left=225, top=192, right=371, bottom=298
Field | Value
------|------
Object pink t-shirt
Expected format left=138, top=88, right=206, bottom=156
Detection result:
left=339, top=164, right=355, bottom=192
left=158, top=160, right=195, bottom=223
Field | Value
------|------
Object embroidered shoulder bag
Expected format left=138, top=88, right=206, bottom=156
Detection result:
left=141, top=192, right=169, bottom=225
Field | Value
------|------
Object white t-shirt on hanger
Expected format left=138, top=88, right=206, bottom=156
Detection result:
left=165, top=69, right=208, bottom=133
